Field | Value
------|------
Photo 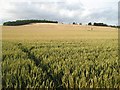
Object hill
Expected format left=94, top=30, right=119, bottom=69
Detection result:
left=2, top=23, right=118, bottom=41
left=3, top=19, right=58, bottom=26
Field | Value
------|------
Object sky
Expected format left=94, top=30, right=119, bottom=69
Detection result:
left=0, top=0, right=119, bottom=25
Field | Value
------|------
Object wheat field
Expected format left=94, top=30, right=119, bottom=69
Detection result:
left=2, top=23, right=118, bottom=41
left=2, top=24, right=119, bottom=88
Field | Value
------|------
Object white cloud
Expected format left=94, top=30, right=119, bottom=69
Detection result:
left=0, top=0, right=119, bottom=25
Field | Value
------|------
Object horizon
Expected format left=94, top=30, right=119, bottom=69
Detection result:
left=1, top=19, right=119, bottom=26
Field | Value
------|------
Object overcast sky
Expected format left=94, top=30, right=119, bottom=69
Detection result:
left=0, top=0, right=119, bottom=25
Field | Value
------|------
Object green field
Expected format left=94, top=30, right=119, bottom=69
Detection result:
left=2, top=24, right=120, bottom=88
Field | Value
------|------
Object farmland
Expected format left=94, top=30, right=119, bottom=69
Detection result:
left=2, top=23, right=117, bottom=40
left=2, top=23, right=119, bottom=88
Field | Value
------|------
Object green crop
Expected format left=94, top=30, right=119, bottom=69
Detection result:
left=2, top=39, right=120, bottom=88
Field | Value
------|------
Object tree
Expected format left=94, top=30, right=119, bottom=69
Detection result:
left=79, top=23, right=82, bottom=25
left=93, top=22, right=108, bottom=26
left=73, top=22, right=76, bottom=25
left=88, top=22, right=92, bottom=25
left=3, top=19, right=58, bottom=26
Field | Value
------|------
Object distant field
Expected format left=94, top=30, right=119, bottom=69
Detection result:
left=2, top=23, right=118, bottom=40
left=2, top=24, right=119, bottom=88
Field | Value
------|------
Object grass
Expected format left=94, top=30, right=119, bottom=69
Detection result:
left=1, top=23, right=119, bottom=88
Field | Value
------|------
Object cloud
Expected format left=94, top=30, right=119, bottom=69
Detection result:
left=0, top=0, right=119, bottom=25
left=83, top=8, right=118, bottom=25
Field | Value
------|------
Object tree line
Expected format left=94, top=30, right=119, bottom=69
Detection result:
left=88, top=22, right=119, bottom=28
left=73, top=22, right=119, bottom=28
left=3, top=19, right=119, bottom=28
left=3, top=19, right=58, bottom=26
